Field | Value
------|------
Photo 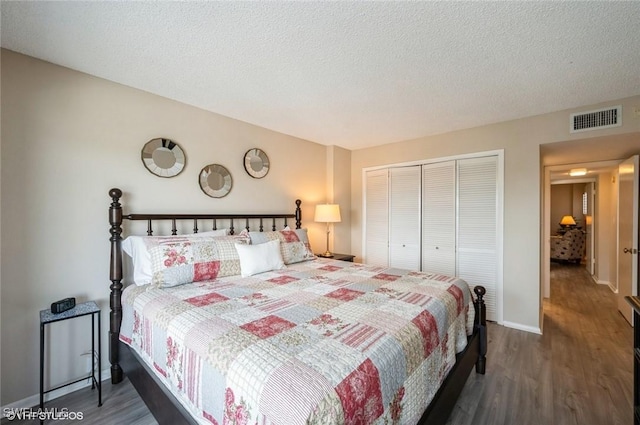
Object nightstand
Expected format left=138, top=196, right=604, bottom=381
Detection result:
left=318, top=253, right=355, bottom=262
left=40, top=301, right=102, bottom=416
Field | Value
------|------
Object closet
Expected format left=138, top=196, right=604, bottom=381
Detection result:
left=389, top=166, right=421, bottom=270
left=364, top=153, right=501, bottom=321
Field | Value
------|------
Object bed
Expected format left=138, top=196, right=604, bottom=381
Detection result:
left=108, top=188, right=487, bottom=425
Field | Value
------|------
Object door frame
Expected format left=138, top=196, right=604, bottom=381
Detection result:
left=617, top=155, right=639, bottom=324
left=543, top=160, right=626, bottom=302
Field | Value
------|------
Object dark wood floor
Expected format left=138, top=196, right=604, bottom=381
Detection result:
left=5, top=263, right=632, bottom=425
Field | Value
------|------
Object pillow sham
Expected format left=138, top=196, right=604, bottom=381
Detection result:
left=148, top=234, right=249, bottom=288
left=234, top=239, right=285, bottom=277
left=121, top=229, right=229, bottom=286
left=247, top=228, right=315, bottom=264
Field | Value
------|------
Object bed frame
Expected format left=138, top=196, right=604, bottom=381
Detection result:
left=108, top=188, right=487, bottom=425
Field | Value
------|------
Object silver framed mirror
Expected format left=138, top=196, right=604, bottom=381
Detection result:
left=141, top=138, right=186, bottom=178
left=243, top=148, right=270, bottom=179
left=199, top=164, right=233, bottom=198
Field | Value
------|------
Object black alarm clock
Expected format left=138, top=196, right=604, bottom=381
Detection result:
left=51, top=297, right=76, bottom=314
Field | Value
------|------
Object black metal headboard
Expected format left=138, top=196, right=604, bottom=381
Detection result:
left=107, top=187, right=302, bottom=384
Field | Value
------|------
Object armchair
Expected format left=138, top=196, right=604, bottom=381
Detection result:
left=550, top=228, right=585, bottom=263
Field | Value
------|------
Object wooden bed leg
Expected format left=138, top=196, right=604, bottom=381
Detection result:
left=476, top=333, right=486, bottom=375
left=473, top=286, right=487, bottom=375
left=110, top=334, right=123, bottom=384
left=109, top=188, right=124, bottom=384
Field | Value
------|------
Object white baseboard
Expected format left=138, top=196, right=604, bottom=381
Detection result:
left=593, top=275, right=617, bottom=292
left=502, top=321, right=542, bottom=335
left=1, top=368, right=111, bottom=418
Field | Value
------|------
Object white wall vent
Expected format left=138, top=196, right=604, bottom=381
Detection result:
left=570, top=105, right=622, bottom=133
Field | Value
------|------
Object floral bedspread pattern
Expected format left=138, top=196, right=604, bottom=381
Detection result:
left=120, top=259, right=475, bottom=425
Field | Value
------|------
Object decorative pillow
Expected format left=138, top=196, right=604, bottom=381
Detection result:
left=148, top=234, right=249, bottom=288
left=248, top=228, right=315, bottom=264
left=234, top=239, right=285, bottom=277
left=121, top=229, right=229, bottom=286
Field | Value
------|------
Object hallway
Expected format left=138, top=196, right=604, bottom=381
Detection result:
left=448, top=262, right=633, bottom=425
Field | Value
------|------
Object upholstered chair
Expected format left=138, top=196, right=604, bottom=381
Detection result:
left=550, top=228, right=585, bottom=263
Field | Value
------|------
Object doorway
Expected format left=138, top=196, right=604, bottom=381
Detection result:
left=541, top=134, right=640, bottom=334
left=549, top=180, right=594, bottom=272
left=543, top=160, right=621, bottom=300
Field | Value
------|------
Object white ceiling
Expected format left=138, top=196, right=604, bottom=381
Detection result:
left=2, top=1, right=640, bottom=150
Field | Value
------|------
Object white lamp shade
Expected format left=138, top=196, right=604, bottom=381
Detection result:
left=315, top=204, right=341, bottom=223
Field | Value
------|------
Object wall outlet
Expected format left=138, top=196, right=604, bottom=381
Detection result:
left=634, top=107, right=640, bottom=117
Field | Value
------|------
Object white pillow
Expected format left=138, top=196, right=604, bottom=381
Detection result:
left=234, top=239, right=285, bottom=277
left=122, top=229, right=228, bottom=285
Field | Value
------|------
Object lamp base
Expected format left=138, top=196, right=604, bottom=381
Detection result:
left=317, top=252, right=334, bottom=258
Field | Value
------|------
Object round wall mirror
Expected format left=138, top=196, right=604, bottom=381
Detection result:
left=243, top=148, right=270, bottom=179
left=199, top=164, right=232, bottom=198
left=141, top=138, right=186, bottom=178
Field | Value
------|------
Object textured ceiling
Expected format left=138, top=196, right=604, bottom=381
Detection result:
left=2, top=1, right=640, bottom=150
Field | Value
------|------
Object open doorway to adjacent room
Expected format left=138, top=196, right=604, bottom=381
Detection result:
left=549, top=177, right=596, bottom=272
left=541, top=132, right=640, bottom=331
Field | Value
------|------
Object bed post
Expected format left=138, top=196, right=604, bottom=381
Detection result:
left=109, top=188, right=124, bottom=384
left=473, top=286, right=487, bottom=374
left=295, top=199, right=302, bottom=229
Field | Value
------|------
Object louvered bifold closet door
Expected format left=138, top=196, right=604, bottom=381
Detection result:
left=457, top=156, right=498, bottom=321
left=365, top=169, right=390, bottom=266
left=422, top=161, right=456, bottom=276
left=389, top=166, right=421, bottom=270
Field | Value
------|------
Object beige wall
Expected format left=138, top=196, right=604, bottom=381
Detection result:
left=351, top=95, right=640, bottom=332
left=550, top=183, right=588, bottom=230
left=0, top=50, right=331, bottom=405
left=595, top=171, right=617, bottom=288
left=325, top=145, right=352, bottom=254
left=550, top=184, right=574, bottom=230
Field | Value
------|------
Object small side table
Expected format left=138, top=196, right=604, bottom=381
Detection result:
left=40, top=301, right=102, bottom=416
left=318, top=253, right=355, bottom=262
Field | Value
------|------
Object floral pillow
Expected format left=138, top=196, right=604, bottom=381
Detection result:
left=122, top=229, right=228, bottom=286
left=247, top=228, right=315, bottom=265
left=148, top=234, right=249, bottom=287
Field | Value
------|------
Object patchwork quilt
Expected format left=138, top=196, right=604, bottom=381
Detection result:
left=120, top=258, right=475, bottom=425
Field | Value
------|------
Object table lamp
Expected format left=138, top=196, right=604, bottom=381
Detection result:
left=315, top=204, right=341, bottom=258
left=560, top=215, right=577, bottom=229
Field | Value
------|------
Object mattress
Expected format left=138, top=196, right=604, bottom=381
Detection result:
left=120, top=258, right=475, bottom=425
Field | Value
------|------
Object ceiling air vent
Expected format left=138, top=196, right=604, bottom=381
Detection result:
left=570, top=105, right=622, bottom=133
